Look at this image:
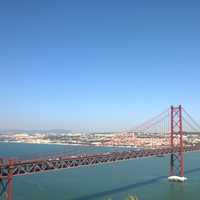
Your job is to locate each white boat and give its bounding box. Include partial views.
[168,176,187,182]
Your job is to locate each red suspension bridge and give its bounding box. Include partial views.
[1,105,200,200]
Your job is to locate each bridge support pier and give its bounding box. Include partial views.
[0,160,13,200]
[168,105,187,182]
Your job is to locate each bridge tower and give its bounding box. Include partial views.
[169,105,186,181]
[0,160,13,200]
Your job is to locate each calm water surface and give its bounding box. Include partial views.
[1,142,200,200]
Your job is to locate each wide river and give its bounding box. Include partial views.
[1,142,200,200]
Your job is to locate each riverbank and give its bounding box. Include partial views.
[0,140,137,148]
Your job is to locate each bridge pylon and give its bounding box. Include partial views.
[0,160,13,200]
[168,105,186,182]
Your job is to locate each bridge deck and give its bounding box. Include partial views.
[0,146,199,178]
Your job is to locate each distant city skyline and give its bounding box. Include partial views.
[1,1,200,131]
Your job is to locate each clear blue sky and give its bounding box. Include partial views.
[0,0,200,132]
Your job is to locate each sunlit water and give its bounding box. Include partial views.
[1,142,200,200]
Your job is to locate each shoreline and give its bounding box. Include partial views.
[0,141,137,148]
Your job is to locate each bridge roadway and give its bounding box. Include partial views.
[1,146,200,178]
